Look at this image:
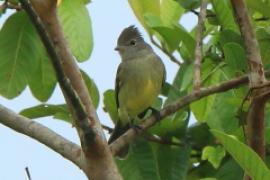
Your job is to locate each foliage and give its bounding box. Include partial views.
[1,0,270,179]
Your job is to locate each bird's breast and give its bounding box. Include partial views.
[117,55,164,117]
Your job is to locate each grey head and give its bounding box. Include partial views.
[115,25,152,60]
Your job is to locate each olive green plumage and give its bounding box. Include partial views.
[108,26,166,157]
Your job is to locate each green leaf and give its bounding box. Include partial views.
[117,139,191,180]
[0,11,41,98]
[179,63,193,91]
[161,82,182,102]
[202,146,226,169]
[150,65,189,139]
[206,10,219,26]
[152,26,182,51]
[116,139,161,180]
[58,0,93,61]
[128,0,184,35]
[103,89,118,124]
[80,0,91,4]
[223,42,247,74]
[206,92,240,134]
[155,144,191,180]
[191,60,221,122]
[174,25,196,59]
[20,104,71,122]
[191,93,215,122]
[81,70,99,108]
[152,97,163,110]
[29,55,57,102]
[143,14,179,51]
[144,17,195,55]
[128,0,160,33]
[257,28,270,69]
[246,0,270,18]
[164,67,184,104]
[187,123,215,149]
[160,0,184,27]
[219,29,243,47]
[149,111,189,138]
[214,159,243,180]
[144,13,163,27]
[212,130,270,180]
[211,0,237,30]
[177,0,200,10]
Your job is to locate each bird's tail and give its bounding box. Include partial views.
[108,121,130,158]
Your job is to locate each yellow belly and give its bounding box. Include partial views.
[119,78,158,117]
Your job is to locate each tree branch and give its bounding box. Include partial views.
[230,0,266,87]
[110,70,270,155]
[19,0,90,137]
[230,1,267,179]
[150,36,182,66]
[193,0,208,91]
[0,104,84,169]
[246,90,270,154]
[231,0,267,159]
[18,0,121,179]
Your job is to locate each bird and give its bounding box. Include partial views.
[108,25,166,157]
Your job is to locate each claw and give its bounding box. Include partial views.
[131,124,142,133]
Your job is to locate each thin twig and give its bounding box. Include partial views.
[150,36,182,66]
[0,1,22,11]
[142,133,184,146]
[193,0,208,91]
[190,9,215,18]
[190,9,199,16]
[7,2,22,10]
[25,167,32,180]
[102,124,113,133]
[239,81,270,111]
[110,70,270,155]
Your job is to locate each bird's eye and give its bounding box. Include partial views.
[130,40,136,46]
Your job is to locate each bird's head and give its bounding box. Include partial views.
[115,26,150,60]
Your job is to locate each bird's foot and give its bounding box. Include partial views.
[131,124,143,134]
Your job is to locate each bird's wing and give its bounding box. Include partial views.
[115,62,124,108]
[161,57,166,87]
[155,55,166,87]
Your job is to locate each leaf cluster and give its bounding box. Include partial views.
[2,0,270,179]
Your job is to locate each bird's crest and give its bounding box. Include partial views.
[117,25,143,45]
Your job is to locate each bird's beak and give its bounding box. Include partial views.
[114,45,124,51]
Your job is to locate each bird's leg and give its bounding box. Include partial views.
[148,107,162,121]
[131,124,143,134]
[129,117,143,133]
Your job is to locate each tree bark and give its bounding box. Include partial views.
[230,0,268,179]
[193,0,208,91]
[19,0,122,179]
